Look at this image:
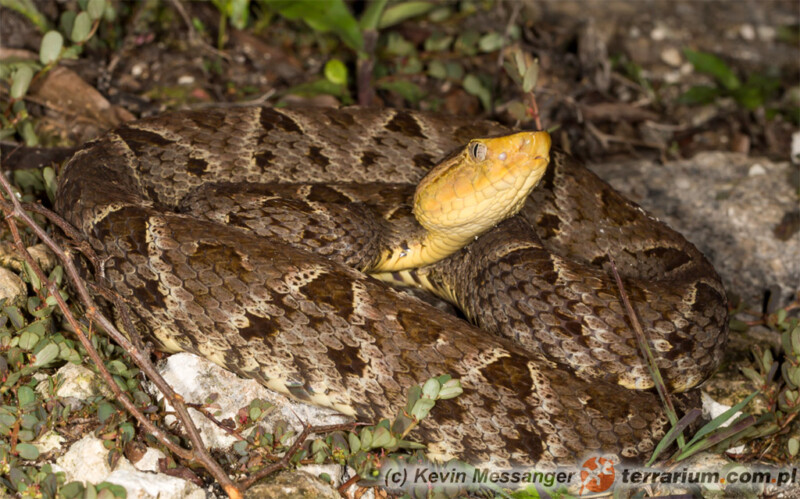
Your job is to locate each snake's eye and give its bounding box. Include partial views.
[469,142,487,161]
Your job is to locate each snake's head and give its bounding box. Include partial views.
[413,130,551,244]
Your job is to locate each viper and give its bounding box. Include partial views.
[55,106,728,467]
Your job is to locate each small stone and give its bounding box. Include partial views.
[133,447,166,473]
[27,244,56,272]
[0,267,26,306]
[660,47,682,67]
[56,434,136,484]
[33,430,65,456]
[756,25,776,41]
[747,163,766,176]
[791,131,800,164]
[178,75,195,85]
[650,25,668,41]
[39,362,112,407]
[105,469,205,499]
[739,24,756,40]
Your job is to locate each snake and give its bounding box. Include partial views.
[54,106,728,469]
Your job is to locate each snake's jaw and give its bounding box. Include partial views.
[411,130,552,255]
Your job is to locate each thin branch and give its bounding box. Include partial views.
[237,422,356,490]
[0,173,242,498]
[607,255,683,449]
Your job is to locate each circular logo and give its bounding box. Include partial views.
[579,456,616,494]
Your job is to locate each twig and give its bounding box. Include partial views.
[0,173,242,498]
[607,255,683,448]
[237,422,356,490]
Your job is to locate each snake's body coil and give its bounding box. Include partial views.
[56,107,728,467]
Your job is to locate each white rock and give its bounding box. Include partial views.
[660,47,682,67]
[27,244,56,272]
[791,130,800,164]
[38,362,111,407]
[739,24,756,40]
[153,353,350,451]
[0,267,26,306]
[56,434,137,484]
[33,430,65,456]
[747,163,766,176]
[105,469,205,499]
[133,447,167,473]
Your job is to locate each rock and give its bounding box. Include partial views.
[32,430,65,457]
[592,152,800,306]
[27,244,56,272]
[105,469,205,499]
[153,353,350,451]
[55,434,137,484]
[38,362,112,408]
[244,470,340,499]
[0,267,26,306]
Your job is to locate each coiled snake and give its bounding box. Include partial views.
[55,107,728,467]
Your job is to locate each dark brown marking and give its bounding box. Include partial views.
[306,185,351,204]
[260,109,303,134]
[412,153,435,169]
[601,189,637,226]
[537,213,561,239]
[307,146,330,168]
[385,111,425,138]
[643,247,692,273]
[254,150,275,169]
[239,311,281,342]
[326,342,368,376]
[116,127,175,151]
[299,272,354,319]
[186,157,209,177]
[360,150,384,168]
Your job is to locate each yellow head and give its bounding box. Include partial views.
[413,131,551,242]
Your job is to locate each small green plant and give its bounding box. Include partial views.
[0,0,115,146]
[679,48,781,112]
[649,297,800,465]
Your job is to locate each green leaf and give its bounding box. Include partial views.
[378,1,435,30]
[438,379,463,400]
[59,10,76,36]
[678,85,721,106]
[86,0,106,21]
[32,342,58,367]
[789,437,799,457]
[60,482,85,498]
[377,80,424,104]
[684,390,759,450]
[462,73,491,110]
[427,60,447,80]
[39,31,63,65]
[70,12,92,43]
[2,0,49,31]
[410,398,435,420]
[478,32,504,53]
[16,442,39,460]
[683,49,740,90]
[10,66,34,99]
[324,59,348,85]
[270,0,363,52]
[228,0,250,29]
[19,331,40,350]
[359,0,388,30]
[18,385,35,406]
[421,378,440,399]
[97,402,116,423]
